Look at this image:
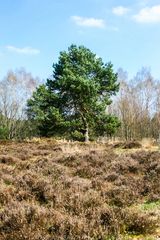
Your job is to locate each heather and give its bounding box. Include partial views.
[0,139,159,239]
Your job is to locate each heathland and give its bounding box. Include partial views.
[0,139,159,239]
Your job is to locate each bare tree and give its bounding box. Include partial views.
[0,68,40,139]
[109,67,159,140]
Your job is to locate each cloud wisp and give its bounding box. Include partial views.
[134,5,160,23]
[71,16,105,28]
[112,6,130,16]
[6,46,40,55]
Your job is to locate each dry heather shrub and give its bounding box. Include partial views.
[131,150,160,164]
[2,173,14,186]
[32,150,51,156]
[0,165,15,179]
[57,154,81,167]
[14,172,37,190]
[63,189,104,216]
[67,151,112,179]
[58,206,119,239]
[111,156,139,174]
[15,190,33,202]
[48,214,90,240]
[0,202,120,240]
[105,172,119,182]
[57,149,115,169]
[0,184,15,205]
[61,175,91,192]
[0,202,52,240]
[93,178,109,191]
[31,179,51,204]
[16,172,53,204]
[105,185,139,207]
[99,207,120,237]
[147,193,160,202]
[0,155,19,165]
[11,146,33,160]
[112,142,124,148]
[123,209,159,235]
[75,165,99,179]
[31,159,71,181]
[30,158,51,173]
[113,141,142,149]
[0,141,159,239]
[123,141,142,149]
[37,143,62,152]
[82,153,104,167]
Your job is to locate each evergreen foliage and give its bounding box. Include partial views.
[27,45,120,141]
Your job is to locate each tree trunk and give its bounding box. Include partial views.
[79,110,89,142]
[84,125,89,142]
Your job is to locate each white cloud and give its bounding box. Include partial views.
[134,5,160,23]
[71,16,105,28]
[112,6,130,16]
[6,46,40,55]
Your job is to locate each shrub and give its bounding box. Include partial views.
[0,127,9,139]
[124,209,159,235]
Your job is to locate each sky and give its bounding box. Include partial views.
[0,0,160,81]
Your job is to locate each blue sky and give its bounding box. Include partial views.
[0,0,160,81]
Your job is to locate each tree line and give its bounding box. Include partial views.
[0,45,159,141]
[109,67,160,141]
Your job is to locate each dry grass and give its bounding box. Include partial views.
[0,139,159,239]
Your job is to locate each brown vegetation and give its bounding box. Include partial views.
[0,140,159,239]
